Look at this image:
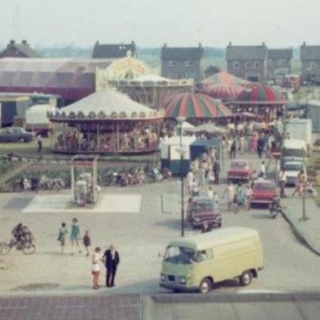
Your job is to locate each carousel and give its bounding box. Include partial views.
[230,85,288,122]
[159,92,232,125]
[108,74,194,109]
[48,88,164,155]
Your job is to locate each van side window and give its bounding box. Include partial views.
[194,249,213,262]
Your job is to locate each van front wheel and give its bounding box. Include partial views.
[240,271,252,286]
[199,278,212,294]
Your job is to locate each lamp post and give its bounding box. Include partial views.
[176,146,188,237]
[176,116,186,237]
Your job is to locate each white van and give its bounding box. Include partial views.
[160,227,264,293]
[281,139,307,167]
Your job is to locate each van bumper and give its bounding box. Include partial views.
[159,283,198,292]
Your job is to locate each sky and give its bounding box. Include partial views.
[0,0,319,48]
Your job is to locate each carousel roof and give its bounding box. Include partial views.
[235,85,288,105]
[160,92,232,119]
[109,74,194,87]
[201,71,252,86]
[197,84,245,100]
[106,55,149,81]
[49,88,164,121]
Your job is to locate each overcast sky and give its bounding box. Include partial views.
[0,0,319,48]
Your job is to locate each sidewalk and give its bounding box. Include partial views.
[282,197,320,255]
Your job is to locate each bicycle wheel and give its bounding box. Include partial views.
[22,242,36,255]
[0,243,12,255]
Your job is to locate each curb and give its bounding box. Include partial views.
[281,209,320,256]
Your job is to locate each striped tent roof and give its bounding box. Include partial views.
[159,92,232,119]
[197,84,245,100]
[201,71,252,86]
[236,85,287,105]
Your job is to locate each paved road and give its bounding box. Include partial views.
[1,151,320,319]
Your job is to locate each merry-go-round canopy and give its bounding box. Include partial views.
[159,92,232,119]
[196,83,245,100]
[201,70,252,86]
[49,88,164,122]
[235,85,288,105]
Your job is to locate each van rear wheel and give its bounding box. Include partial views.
[240,271,252,286]
[199,278,212,294]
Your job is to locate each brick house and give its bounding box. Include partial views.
[267,49,293,80]
[300,42,320,83]
[92,41,137,59]
[160,44,205,81]
[226,42,268,82]
[0,40,41,58]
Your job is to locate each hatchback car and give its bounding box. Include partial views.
[186,196,222,229]
[0,127,34,143]
[227,159,253,182]
[250,178,278,206]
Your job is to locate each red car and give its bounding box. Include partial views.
[186,196,222,229]
[227,160,253,182]
[250,179,278,206]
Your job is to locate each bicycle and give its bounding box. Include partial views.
[0,238,36,255]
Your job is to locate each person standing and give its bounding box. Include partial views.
[103,244,120,287]
[279,170,287,198]
[37,134,43,158]
[57,222,68,254]
[212,160,221,185]
[230,138,237,159]
[83,230,91,257]
[91,247,102,290]
[70,218,81,255]
[257,136,264,159]
[223,182,234,211]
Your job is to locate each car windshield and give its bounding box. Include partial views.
[231,161,247,168]
[253,182,275,191]
[192,199,214,211]
[164,246,195,265]
[284,163,303,171]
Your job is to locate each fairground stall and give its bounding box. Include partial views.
[48,88,164,155]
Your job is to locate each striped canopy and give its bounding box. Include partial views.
[197,84,245,100]
[236,85,287,105]
[160,92,232,119]
[201,71,252,86]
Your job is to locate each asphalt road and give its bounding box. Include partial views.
[1,151,320,319]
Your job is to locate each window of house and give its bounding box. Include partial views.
[246,61,252,69]
[254,62,260,69]
[233,61,240,69]
[169,61,175,67]
[185,60,193,67]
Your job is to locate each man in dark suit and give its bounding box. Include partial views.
[103,244,120,287]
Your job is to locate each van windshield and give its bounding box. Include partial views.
[164,246,195,265]
[282,148,306,158]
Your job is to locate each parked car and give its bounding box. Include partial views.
[283,161,306,186]
[227,159,253,182]
[186,196,222,229]
[0,127,34,143]
[250,178,278,206]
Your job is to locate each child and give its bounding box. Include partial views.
[83,230,91,257]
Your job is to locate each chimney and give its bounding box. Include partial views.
[303,41,306,46]
[198,43,202,48]
[262,41,266,46]
[9,40,15,46]
[95,40,99,46]
[22,40,28,46]
[164,43,167,48]
[228,41,232,47]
